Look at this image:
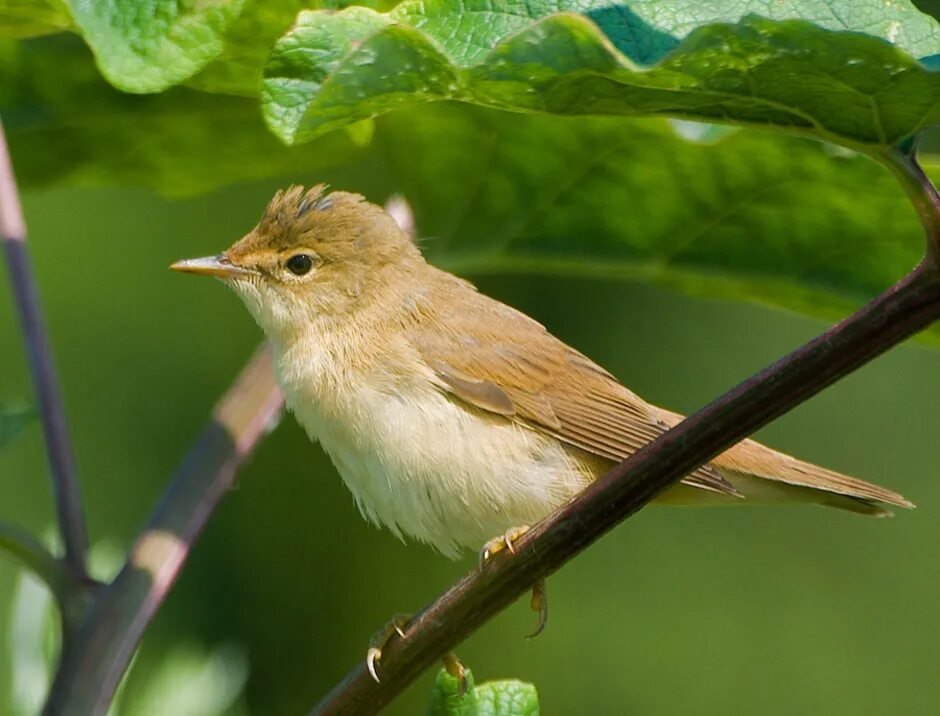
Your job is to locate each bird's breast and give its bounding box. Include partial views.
[274,340,591,556]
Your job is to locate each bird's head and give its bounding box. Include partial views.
[171,185,420,340]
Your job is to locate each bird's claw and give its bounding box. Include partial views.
[366,647,383,684]
[478,525,531,569]
[365,612,411,683]
[527,578,548,638]
[478,526,548,637]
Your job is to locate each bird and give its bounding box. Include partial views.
[172,185,912,675]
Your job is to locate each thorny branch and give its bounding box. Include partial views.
[308,152,940,715]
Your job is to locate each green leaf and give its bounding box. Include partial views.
[187,0,404,96]
[0,406,35,449]
[262,0,940,147]
[188,0,322,97]
[63,0,245,93]
[3,39,936,341]
[428,667,539,716]
[429,666,477,716]
[474,680,539,716]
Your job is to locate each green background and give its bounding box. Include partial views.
[1,171,939,713]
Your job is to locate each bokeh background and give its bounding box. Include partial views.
[1,176,939,714]
[5,1,940,710]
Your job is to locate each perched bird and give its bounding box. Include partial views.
[172,185,911,670]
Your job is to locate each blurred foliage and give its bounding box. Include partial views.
[3,186,940,715]
[2,0,940,714]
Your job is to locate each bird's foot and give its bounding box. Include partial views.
[366,612,411,683]
[478,525,531,569]
[478,525,548,637]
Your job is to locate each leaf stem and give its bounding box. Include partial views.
[881,148,940,270]
[308,175,940,715]
[0,121,89,582]
[42,344,284,716]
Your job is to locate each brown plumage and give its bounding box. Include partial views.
[172,185,913,560]
[412,270,912,517]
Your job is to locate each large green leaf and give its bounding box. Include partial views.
[187,0,320,97]
[2,37,936,340]
[63,0,245,93]
[262,0,940,146]
[188,0,402,96]
[0,1,405,94]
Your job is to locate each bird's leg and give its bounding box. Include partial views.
[528,577,548,638]
[478,525,549,636]
[366,612,411,683]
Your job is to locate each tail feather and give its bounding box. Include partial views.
[656,408,914,514]
[715,438,914,513]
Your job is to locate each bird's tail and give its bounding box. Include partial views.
[655,408,914,515]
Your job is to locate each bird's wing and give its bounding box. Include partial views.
[411,293,740,498]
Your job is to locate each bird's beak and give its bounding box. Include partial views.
[169,255,254,279]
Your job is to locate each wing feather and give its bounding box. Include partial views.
[405,271,910,512]
[412,288,739,497]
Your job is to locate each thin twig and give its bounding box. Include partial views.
[0,120,89,581]
[42,344,285,716]
[309,157,940,715]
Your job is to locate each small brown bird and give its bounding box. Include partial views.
[172,185,911,676]
[172,185,912,554]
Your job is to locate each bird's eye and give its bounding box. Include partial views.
[285,253,315,276]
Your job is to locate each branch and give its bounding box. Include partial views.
[43,344,284,716]
[0,120,88,580]
[309,155,940,715]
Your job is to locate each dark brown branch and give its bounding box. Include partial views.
[0,121,89,581]
[309,166,940,714]
[43,344,284,716]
